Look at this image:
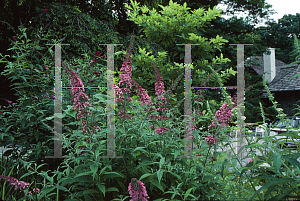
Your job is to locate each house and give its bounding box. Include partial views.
[245,48,300,116]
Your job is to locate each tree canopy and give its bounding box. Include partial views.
[0,0,281,123]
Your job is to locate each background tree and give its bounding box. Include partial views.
[255,13,300,64]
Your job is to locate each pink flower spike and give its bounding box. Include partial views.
[12,37,17,41]
[44,66,49,70]
[205,135,217,146]
[0,175,30,192]
[33,188,40,193]
[102,55,105,58]
[43,8,49,14]
[92,59,96,61]
[128,178,149,201]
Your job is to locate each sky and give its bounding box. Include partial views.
[263,0,300,23]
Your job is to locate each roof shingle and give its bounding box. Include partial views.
[245,56,300,92]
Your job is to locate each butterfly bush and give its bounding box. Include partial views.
[205,135,218,146]
[208,96,237,130]
[152,62,168,112]
[26,188,41,196]
[131,80,152,106]
[62,61,92,133]
[111,36,200,143]
[128,178,149,201]
[43,8,49,14]
[0,175,39,194]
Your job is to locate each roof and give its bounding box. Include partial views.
[262,63,300,92]
[245,56,287,76]
[245,56,300,92]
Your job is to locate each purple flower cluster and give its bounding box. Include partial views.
[215,103,232,125]
[0,175,33,193]
[157,116,169,121]
[154,127,169,134]
[205,135,217,146]
[119,40,134,91]
[78,146,86,155]
[92,50,105,62]
[208,102,234,130]
[111,83,126,102]
[0,98,14,105]
[43,8,49,14]
[152,62,171,112]
[0,98,16,113]
[244,158,260,166]
[26,188,41,196]
[128,178,149,201]
[148,114,159,119]
[62,62,91,128]
[211,156,217,161]
[132,80,152,106]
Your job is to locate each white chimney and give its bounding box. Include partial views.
[263,48,276,83]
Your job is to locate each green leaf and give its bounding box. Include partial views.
[150,179,164,192]
[90,164,98,180]
[39,186,56,197]
[157,169,163,184]
[245,143,265,148]
[221,158,228,178]
[82,189,99,195]
[202,175,212,182]
[264,185,276,199]
[273,153,282,174]
[56,185,69,192]
[74,171,92,178]
[284,157,300,169]
[103,171,124,179]
[43,115,55,121]
[139,173,153,181]
[106,187,119,192]
[5,125,14,133]
[167,171,181,181]
[287,73,300,85]
[21,119,26,129]
[97,184,105,197]
[159,157,165,169]
[257,178,295,197]
[33,130,39,142]
[184,187,195,200]
[65,105,76,118]
[133,147,148,154]
[100,165,109,175]
[19,171,36,180]
[22,98,32,107]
